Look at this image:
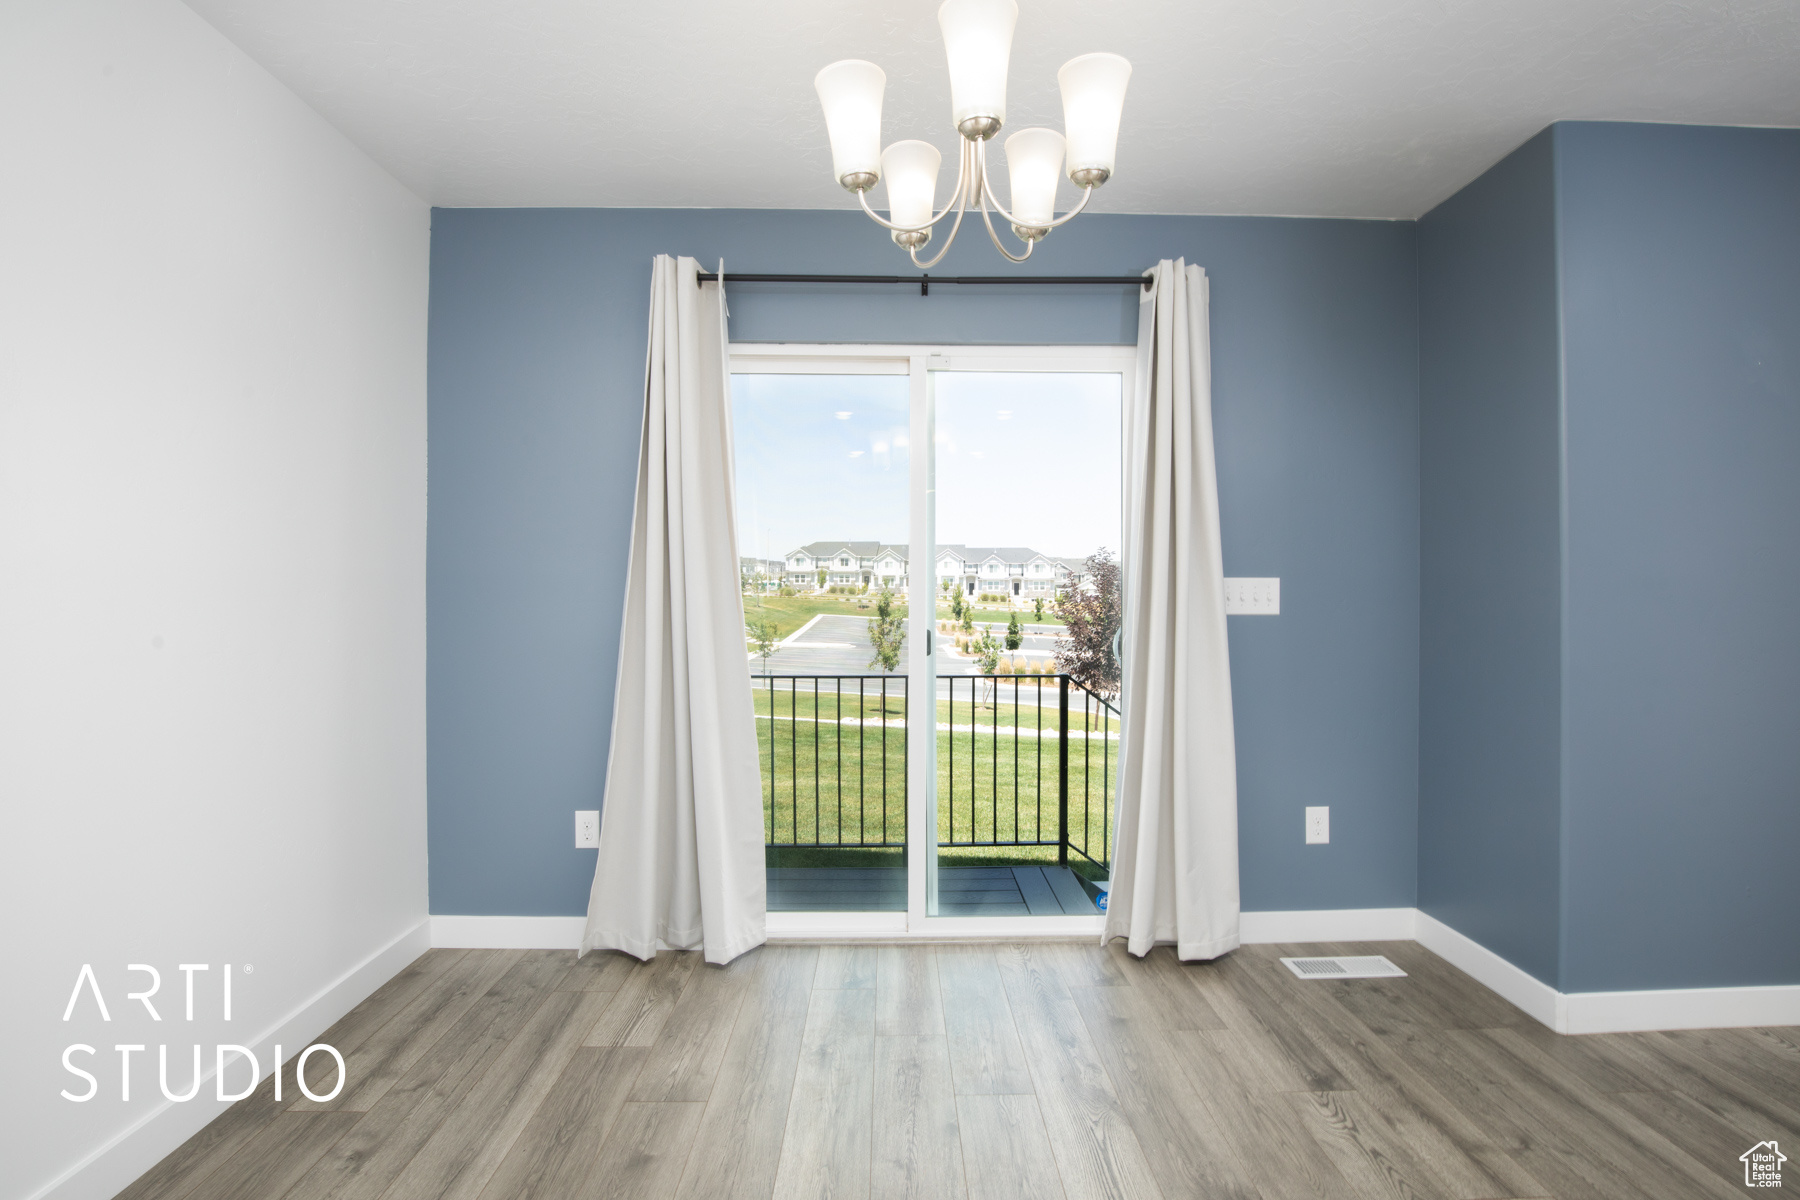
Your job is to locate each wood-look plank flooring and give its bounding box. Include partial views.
[118,940,1799,1199]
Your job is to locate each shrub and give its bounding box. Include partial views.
[997,658,1014,675]
[779,586,797,596]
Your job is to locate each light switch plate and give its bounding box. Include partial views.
[575,810,600,848]
[1224,577,1280,615]
[1305,806,1329,844]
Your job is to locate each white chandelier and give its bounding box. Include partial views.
[814,0,1131,266]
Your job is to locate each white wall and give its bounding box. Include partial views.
[0,1,429,1196]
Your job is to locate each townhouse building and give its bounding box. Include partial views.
[777,541,1088,596]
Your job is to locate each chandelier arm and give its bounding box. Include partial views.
[1041,182,1096,230]
[974,137,1098,231]
[909,196,969,269]
[855,137,974,234]
[976,171,1036,264]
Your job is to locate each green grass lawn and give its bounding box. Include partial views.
[740,592,1067,644]
[748,686,1118,735]
[961,605,1066,628]
[752,690,1115,880]
[739,593,903,641]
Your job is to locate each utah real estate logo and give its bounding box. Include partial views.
[1742,1140,1786,1188]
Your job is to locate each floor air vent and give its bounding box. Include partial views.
[1279,955,1407,980]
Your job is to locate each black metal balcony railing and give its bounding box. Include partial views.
[752,673,1118,875]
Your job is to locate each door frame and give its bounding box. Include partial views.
[731,343,1134,939]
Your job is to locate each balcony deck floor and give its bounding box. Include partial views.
[766,864,1099,915]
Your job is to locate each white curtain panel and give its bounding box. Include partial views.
[1106,258,1242,960]
[582,255,766,966]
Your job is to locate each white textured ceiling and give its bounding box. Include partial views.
[183,0,1800,219]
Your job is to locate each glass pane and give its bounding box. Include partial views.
[732,373,911,911]
[930,371,1122,916]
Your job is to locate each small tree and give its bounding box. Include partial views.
[949,588,965,623]
[747,618,780,674]
[1032,595,1045,622]
[866,583,905,673]
[816,568,827,590]
[973,631,1002,675]
[1052,548,1121,698]
[1005,610,1023,650]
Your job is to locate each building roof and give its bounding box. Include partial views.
[789,541,907,559]
[938,546,1059,566]
[786,541,1085,568]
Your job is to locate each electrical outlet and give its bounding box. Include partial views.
[1305,806,1329,844]
[1224,577,1280,615]
[575,810,600,848]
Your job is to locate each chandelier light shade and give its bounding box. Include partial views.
[882,140,944,236]
[938,0,1018,136]
[814,1,1129,265]
[814,59,887,189]
[1058,52,1133,184]
[1004,127,1064,229]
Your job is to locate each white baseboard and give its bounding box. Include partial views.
[425,909,1800,1036]
[1414,910,1800,1034]
[431,914,587,949]
[1239,907,1418,944]
[34,917,431,1200]
[1414,910,1564,1029]
[1561,982,1800,1034]
[429,909,1415,949]
[437,909,1410,947]
[428,912,1104,947]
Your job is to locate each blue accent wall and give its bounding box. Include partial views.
[1556,123,1800,991]
[1419,121,1800,993]
[427,208,1421,917]
[1417,129,1566,988]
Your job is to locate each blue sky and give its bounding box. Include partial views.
[732,371,1121,563]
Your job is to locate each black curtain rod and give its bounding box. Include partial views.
[695,271,1149,295]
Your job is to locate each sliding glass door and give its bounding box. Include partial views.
[930,366,1122,919]
[730,346,1130,933]
[731,367,912,913]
